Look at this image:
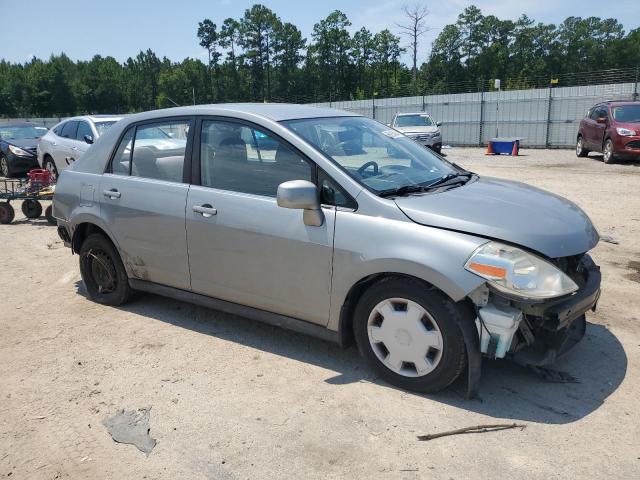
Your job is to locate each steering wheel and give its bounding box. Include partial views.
[357,161,379,176]
[379,164,409,175]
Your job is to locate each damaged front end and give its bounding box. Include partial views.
[467,251,601,368]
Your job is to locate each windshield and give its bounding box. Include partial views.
[94,121,118,136]
[395,114,434,127]
[282,116,456,193]
[0,125,45,140]
[612,105,640,123]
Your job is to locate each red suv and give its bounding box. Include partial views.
[576,101,640,163]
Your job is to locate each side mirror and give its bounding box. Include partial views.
[84,134,94,144]
[596,117,606,125]
[277,180,324,227]
[436,121,442,127]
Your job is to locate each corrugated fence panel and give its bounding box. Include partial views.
[309,81,639,148]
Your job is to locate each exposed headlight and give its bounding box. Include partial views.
[616,127,636,136]
[8,145,33,157]
[464,241,578,299]
[434,130,441,137]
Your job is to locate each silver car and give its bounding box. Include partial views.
[53,104,601,396]
[391,112,443,153]
[38,115,123,181]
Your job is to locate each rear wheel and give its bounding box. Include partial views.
[79,233,133,306]
[22,199,43,219]
[576,136,589,157]
[45,204,56,225]
[0,202,15,224]
[0,154,11,178]
[43,157,58,182]
[353,277,467,393]
[603,139,615,164]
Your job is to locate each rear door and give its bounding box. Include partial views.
[185,118,335,325]
[99,117,194,290]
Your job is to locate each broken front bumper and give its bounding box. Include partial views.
[511,254,601,366]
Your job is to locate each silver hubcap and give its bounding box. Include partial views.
[604,142,612,161]
[367,298,443,378]
[45,161,57,180]
[576,139,582,155]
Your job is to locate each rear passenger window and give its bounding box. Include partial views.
[200,120,312,196]
[129,120,190,182]
[60,121,78,139]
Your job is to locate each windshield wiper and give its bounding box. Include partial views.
[422,172,473,190]
[378,172,474,198]
[378,184,431,198]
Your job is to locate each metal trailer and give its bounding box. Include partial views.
[0,178,55,225]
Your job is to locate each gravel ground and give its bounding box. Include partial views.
[1,148,639,479]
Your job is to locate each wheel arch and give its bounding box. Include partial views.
[336,271,473,348]
[71,220,118,255]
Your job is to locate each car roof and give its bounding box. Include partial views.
[63,115,124,123]
[122,103,359,123]
[597,100,639,107]
[396,112,431,116]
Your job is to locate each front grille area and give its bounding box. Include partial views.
[625,140,640,149]
[409,134,435,142]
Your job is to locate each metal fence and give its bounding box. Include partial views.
[310,81,639,148]
[0,117,63,129]
[4,77,639,148]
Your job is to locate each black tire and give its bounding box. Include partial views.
[0,154,12,178]
[45,204,56,225]
[603,138,615,164]
[576,135,589,157]
[353,277,467,393]
[22,199,43,219]
[0,202,15,224]
[79,233,133,306]
[42,156,58,182]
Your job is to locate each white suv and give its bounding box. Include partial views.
[38,115,123,180]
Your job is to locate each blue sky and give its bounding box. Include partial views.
[2,0,639,64]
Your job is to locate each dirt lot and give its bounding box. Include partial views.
[1,148,639,479]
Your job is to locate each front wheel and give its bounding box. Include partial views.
[353,277,467,393]
[0,154,12,178]
[79,233,133,306]
[603,139,615,164]
[576,136,589,157]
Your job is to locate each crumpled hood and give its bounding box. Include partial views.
[394,125,439,134]
[395,177,599,258]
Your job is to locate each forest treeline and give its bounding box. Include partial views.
[1,4,639,117]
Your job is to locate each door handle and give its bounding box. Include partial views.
[71,146,78,151]
[103,189,121,199]
[192,204,217,217]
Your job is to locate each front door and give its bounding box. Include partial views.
[99,118,193,291]
[57,120,79,171]
[186,118,335,325]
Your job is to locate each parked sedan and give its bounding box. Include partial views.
[38,115,123,180]
[0,122,46,177]
[576,101,640,163]
[390,112,443,153]
[53,104,601,396]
